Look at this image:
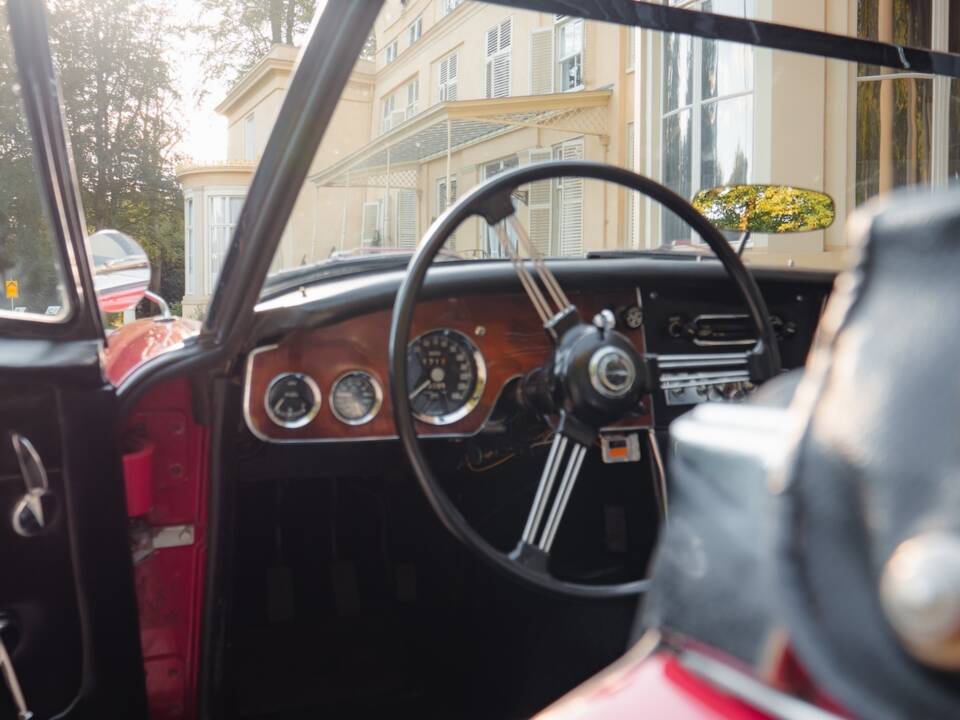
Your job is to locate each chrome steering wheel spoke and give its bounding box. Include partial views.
[494,215,577,341]
[513,433,589,570]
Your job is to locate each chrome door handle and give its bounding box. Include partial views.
[10,433,53,538]
[0,618,32,719]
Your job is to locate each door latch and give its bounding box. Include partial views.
[0,617,32,719]
[10,433,54,538]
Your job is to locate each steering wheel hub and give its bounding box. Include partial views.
[590,346,636,399]
[548,322,647,430]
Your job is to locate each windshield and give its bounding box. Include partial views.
[173,0,960,316]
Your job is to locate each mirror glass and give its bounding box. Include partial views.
[692,185,836,234]
[89,229,151,314]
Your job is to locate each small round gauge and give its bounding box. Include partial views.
[330,371,383,425]
[264,373,321,428]
[406,329,486,426]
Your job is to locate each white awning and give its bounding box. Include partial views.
[310,89,612,189]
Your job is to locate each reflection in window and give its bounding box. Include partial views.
[855,0,959,200]
[661,0,754,244]
[0,4,70,319]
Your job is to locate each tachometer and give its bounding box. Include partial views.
[330,370,383,425]
[265,373,322,428]
[407,329,486,426]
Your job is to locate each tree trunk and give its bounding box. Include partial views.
[270,0,283,44]
[284,0,295,45]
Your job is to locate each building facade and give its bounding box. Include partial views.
[177,0,960,316]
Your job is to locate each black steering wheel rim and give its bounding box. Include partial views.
[389,160,780,598]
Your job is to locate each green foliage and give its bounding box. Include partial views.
[0,0,185,313]
[692,184,836,234]
[194,0,317,88]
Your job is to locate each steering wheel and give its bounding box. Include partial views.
[389,160,780,598]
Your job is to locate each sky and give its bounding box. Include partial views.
[167,0,228,163]
[165,0,325,164]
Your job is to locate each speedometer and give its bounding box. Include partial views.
[407,329,486,425]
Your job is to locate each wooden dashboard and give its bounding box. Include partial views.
[243,290,652,443]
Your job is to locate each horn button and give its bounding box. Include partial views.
[549,322,648,431]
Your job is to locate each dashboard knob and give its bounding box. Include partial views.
[592,309,617,333]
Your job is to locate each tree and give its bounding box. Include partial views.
[0,0,185,313]
[195,0,317,88]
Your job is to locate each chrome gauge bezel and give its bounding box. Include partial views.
[330,370,384,426]
[408,328,487,426]
[264,372,322,429]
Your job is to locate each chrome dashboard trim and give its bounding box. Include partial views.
[242,343,511,444]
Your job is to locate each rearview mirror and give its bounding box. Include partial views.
[89,229,151,314]
[692,184,835,234]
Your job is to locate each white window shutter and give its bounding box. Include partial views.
[486,53,511,98]
[525,149,553,255]
[361,201,382,245]
[438,57,448,100]
[438,55,457,102]
[397,190,418,249]
[485,25,498,58]
[560,140,584,256]
[530,28,554,95]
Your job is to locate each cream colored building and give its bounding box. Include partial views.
[177,0,960,316]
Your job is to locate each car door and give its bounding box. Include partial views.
[0,1,146,717]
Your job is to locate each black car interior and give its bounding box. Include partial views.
[210,254,834,719]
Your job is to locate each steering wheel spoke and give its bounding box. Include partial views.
[493,215,578,342]
[514,432,589,569]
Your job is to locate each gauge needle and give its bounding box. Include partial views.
[409,379,430,400]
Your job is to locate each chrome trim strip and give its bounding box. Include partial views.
[657,352,749,370]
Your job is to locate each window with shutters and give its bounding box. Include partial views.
[408,16,422,45]
[484,18,512,99]
[361,201,383,246]
[481,155,519,257]
[627,26,637,72]
[385,40,398,64]
[436,53,459,102]
[397,190,418,249]
[552,138,584,256]
[556,16,584,92]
